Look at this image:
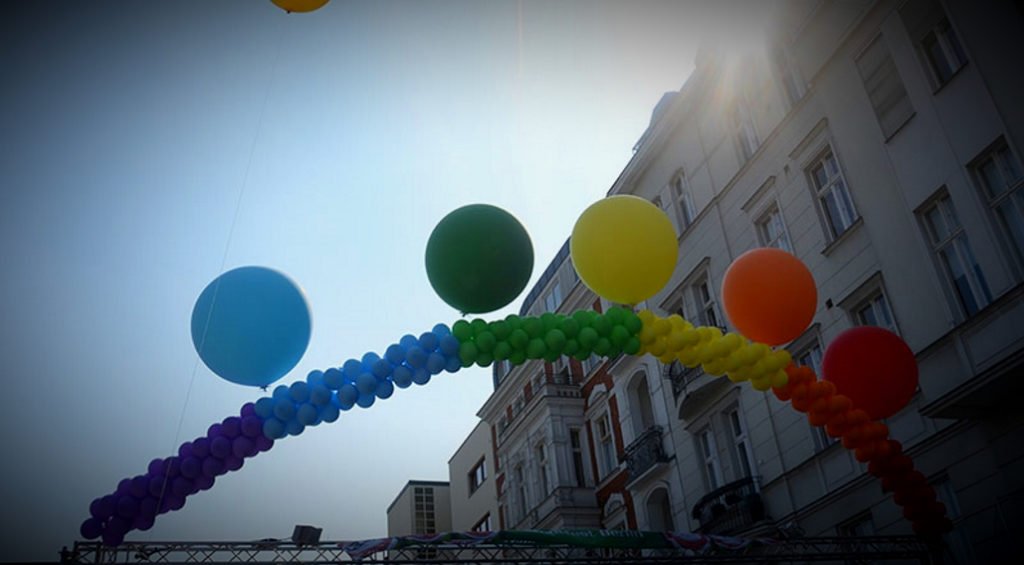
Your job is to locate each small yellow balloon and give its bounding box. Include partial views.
[570,195,678,304]
[272,0,330,13]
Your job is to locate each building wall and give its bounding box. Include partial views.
[385,481,452,537]
[448,420,499,531]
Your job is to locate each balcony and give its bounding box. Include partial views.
[510,486,600,530]
[691,476,766,535]
[664,362,705,400]
[623,426,669,486]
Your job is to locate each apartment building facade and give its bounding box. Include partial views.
[466,1,1023,562]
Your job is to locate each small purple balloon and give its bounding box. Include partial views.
[129,476,149,499]
[164,457,181,478]
[171,477,193,498]
[133,514,156,532]
[178,442,194,459]
[195,475,215,491]
[165,493,186,511]
[231,436,255,459]
[240,402,256,417]
[96,495,117,519]
[180,457,202,479]
[241,416,262,438]
[138,497,158,519]
[255,435,274,452]
[222,416,242,438]
[201,457,224,478]
[147,458,165,477]
[207,423,223,439]
[192,438,210,458]
[116,478,132,497]
[116,495,139,518]
[223,455,243,472]
[102,528,125,547]
[80,518,103,540]
[210,436,231,459]
[148,475,167,498]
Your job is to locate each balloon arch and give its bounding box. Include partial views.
[79,195,949,546]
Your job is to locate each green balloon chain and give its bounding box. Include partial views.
[451,306,643,368]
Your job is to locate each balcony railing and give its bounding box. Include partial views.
[623,426,668,481]
[664,362,705,400]
[691,476,766,535]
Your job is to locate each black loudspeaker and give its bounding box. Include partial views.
[291,525,322,546]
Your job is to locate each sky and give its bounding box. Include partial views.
[0,0,769,561]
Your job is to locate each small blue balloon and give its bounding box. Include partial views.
[342,359,362,379]
[445,355,462,373]
[319,404,340,423]
[191,266,311,387]
[356,392,376,408]
[254,397,275,419]
[432,323,451,336]
[407,346,427,368]
[439,335,460,356]
[289,381,310,403]
[323,368,344,390]
[384,344,406,365]
[337,395,355,411]
[400,334,419,349]
[272,385,291,401]
[361,352,381,369]
[412,368,431,385]
[419,332,440,352]
[296,403,318,426]
[338,383,359,405]
[285,419,305,436]
[306,370,324,387]
[392,365,413,388]
[309,384,331,406]
[273,398,296,421]
[263,418,286,439]
[375,379,394,399]
[426,352,446,374]
[355,372,377,395]
[372,359,393,379]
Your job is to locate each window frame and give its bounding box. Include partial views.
[839,273,900,335]
[594,410,618,480]
[729,96,760,163]
[569,426,589,487]
[535,441,550,497]
[468,457,487,495]
[755,202,794,253]
[917,189,992,319]
[855,34,915,140]
[971,139,1024,273]
[920,17,967,88]
[725,406,756,480]
[807,147,860,241]
[670,169,697,231]
[697,425,724,491]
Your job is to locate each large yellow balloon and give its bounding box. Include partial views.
[271,0,330,13]
[570,195,678,305]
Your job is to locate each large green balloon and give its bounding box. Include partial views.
[426,204,534,314]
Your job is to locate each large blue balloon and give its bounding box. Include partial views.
[191,266,311,387]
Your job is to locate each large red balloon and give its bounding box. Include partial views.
[822,326,918,420]
[721,247,817,345]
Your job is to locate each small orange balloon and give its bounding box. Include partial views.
[721,248,817,345]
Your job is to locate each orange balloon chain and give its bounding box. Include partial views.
[639,311,952,537]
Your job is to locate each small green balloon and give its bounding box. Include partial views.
[607,344,622,358]
[573,349,591,361]
[493,341,512,361]
[540,313,559,332]
[624,311,643,334]
[545,329,567,352]
[471,319,489,335]
[593,315,612,337]
[476,331,497,352]
[459,341,479,363]
[560,317,580,339]
[509,349,527,366]
[490,320,511,340]
[624,337,641,355]
[527,338,547,359]
[476,351,494,367]
[573,310,593,327]
[611,325,630,348]
[564,339,579,356]
[606,306,626,326]
[505,314,522,330]
[594,337,611,356]
[523,317,544,338]
[426,204,534,314]
[578,327,599,348]
[452,320,473,342]
[543,350,561,362]
[509,328,529,350]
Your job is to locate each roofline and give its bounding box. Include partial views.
[385,480,450,514]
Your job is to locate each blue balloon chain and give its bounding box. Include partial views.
[80,323,461,546]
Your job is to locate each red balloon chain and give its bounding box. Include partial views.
[774,365,952,537]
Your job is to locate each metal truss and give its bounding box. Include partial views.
[66,535,941,564]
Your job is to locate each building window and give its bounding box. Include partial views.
[413,487,436,534]
[730,98,760,162]
[856,35,914,138]
[514,464,527,520]
[919,191,991,317]
[698,427,723,490]
[972,141,1024,268]
[469,458,487,494]
[671,170,697,230]
[569,428,587,487]
[595,412,617,479]
[772,43,806,107]
[852,290,898,334]
[472,513,492,532]
[544,282,563,313]
[809,149,859,239]
[756,204,794,253]
[837,512,875,536]
[692,276,721,328]
[921,18,967,86]
[726,408,754,479]
[536,442,550,497]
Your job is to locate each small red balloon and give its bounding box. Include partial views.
[822,326,918,420]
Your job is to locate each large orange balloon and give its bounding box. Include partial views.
[721,248,816,345]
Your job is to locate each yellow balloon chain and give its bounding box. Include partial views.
[635,310,791,391]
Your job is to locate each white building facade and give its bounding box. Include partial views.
[466,1,1023,563]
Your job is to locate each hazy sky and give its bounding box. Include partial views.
[0,0,768,560]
